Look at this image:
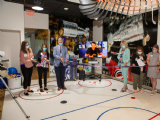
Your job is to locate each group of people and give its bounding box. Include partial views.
[20,38,68,96]
[20,37,159,96]
[118,40,160,95]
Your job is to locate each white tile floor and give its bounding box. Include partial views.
[1,78,160,120]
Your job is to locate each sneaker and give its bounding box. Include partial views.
[151,91,154,96]
[44,88,48,91]
[24,93,29,96]
[27,90,34,93]
[40,89,43,92]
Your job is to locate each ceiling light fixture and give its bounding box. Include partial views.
[32,0,44,11]
[64,8,69,11]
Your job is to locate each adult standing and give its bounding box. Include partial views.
[20,41,35,96]
[131,46,146,93]
[147,44,160,95]
[117,40,130,92]
[53,38,69,91]
[37,44,49,92]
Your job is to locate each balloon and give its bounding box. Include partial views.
[62,36,66,43]
[59,28,64,37]
[54,31,59,45]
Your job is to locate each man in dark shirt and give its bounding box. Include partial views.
[85,42,103,57]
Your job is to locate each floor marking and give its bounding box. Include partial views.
[97,107,160,120]
[148,113,160,120]
[78,80,112,88]
[131,97,135,99]
[41,92,134,120]
[18,85,64,100]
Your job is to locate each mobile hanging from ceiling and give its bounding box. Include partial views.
[79,0,160,24]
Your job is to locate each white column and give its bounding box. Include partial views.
[93,20,103,74]
[31,34,35,55]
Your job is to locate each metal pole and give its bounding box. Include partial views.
[0,77,30,120]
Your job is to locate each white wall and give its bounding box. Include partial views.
[0,31,21,73]
[157,22,160,90]
[93,20,103,74]
[0,0,24,42]
[24,11,49,29]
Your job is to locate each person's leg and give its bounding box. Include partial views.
[27,67,33,91]
[55,66,61,88]
[133,73,139,93]
[37,67,43,89]
[60,66,66,88]
[121,67,129,91]
[155,78,157,91]
[20,65,26,87]
[152,78,157,92]
[150,78,154,95]
[138,72,144,92]
[24,67,29,93]
[43,68,48,88]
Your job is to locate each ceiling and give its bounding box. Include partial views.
[4,0,159,20]
[4,0,92,19]
[69,0,159,15]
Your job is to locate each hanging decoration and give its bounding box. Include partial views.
[79,0,160,25]
[98,0,112,21]
[90,0,109,20]
[104,0,116,23]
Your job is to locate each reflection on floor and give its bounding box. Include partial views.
[31,67,50,80]
[2,78,160,120]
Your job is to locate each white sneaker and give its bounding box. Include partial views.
[150,91,154,96]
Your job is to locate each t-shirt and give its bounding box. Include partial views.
[86,48,101,57]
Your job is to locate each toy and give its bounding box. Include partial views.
[8,67,17,75]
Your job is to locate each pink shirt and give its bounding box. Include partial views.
[20,48,33,68]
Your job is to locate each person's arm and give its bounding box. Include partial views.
[143,55,147,64]
[146,53,150,66]
[117,49,121,60]
[85,48,90,56]
[158,54,160,69]
[97,49,103,56]
[124,48,130,65]
[53,47,60,60]
[29,48,34,59]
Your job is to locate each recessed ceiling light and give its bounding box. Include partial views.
[32,0,44,11]
[64,8,69,10]
[32,6,44,11]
